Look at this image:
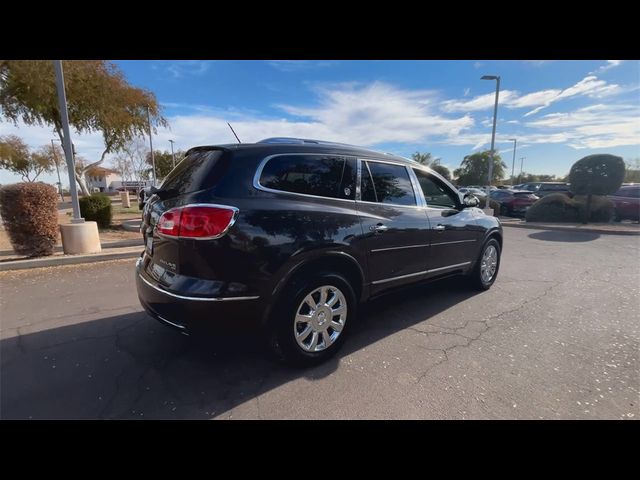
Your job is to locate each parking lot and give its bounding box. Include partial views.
[1,227,638,419]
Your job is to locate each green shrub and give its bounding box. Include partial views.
[525,193,613,223]
[569,154,625,196]
[478,197,501,215]
[0,182,59,257]
[79,194,112,228]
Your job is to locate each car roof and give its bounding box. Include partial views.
[186,138,416,165]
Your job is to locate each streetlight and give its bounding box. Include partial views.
[508,138,517,186]
[481,75,501,201]
[169,139,176,169]
[519,157,526,183]
[50,138,65,201]
[146,106,157,186]
[53,60,83,223]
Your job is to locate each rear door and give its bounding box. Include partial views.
[412,168,482,273]
[356,159,431,293]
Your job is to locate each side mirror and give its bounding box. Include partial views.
[463,193,480,208]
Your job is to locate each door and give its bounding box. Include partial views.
[412,168,482,274]
[356,159,431,293]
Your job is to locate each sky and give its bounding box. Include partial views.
[1,60,639,187]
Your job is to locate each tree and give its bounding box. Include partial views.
[569,154,625,223]
[113,137,151,183]
[146,150,185,180]
[411,151,451,181]
[453,150,507,186]
[514,172,559,184]
[0,60,167,195]
[0,135,55,182]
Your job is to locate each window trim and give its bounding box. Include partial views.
[253,153,357,203]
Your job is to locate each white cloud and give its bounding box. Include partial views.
[165,61,213,79]
[267,60,336,72]
[473,62,484,69]
[591,60,624,74]
[523,60,553,67]
[441,90,518,113]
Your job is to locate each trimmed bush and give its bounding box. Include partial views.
[0,182,59,257]
[525,193,614,223]
[79,194,112,228]
[478,197,501,215]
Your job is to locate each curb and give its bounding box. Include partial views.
[0,238,143,258]
[121,220,142,232]
[502,221,640,236]
[0,247,142,272]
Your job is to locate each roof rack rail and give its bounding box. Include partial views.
[257,137,362,148]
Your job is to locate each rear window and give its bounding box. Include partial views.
[259,155,356,200]
[160,150,227,195]
[541,184,568,191]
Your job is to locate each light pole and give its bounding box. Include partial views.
[519,157,526,183]
[481,75,501,200]
[146,106,157,186]
[508,138,517,186]
[51,139,65,201]
[169,139,176,169]
[53,60,83,223]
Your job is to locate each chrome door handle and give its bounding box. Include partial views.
[370,224,388,233]
[434,225,446,231]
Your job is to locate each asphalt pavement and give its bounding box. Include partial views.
[1,228,638,419]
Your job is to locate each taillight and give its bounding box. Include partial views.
[156,205,238,239]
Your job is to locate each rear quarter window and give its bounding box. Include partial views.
[258,155,356,200]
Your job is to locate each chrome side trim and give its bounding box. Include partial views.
[156,315,186,330]
[252,153,357,204]
[371,244,430,253]
[426,261,471,273]
[430,239,477,246]
[138,274,260,302]
[371,270,427,285]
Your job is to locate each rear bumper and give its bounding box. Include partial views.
[135,256,263,334]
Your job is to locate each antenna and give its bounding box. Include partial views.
[227,123,241,144]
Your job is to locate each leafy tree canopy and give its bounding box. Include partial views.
[453,150,507,186]
[0,135,55,182]
[569,154,625,196]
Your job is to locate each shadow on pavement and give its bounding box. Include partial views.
[0,278,480,420]
[528,230,600,243]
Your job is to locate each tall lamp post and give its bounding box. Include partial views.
[508,138,517,186]
[53,61,83,223]
[169,139,176,169]
[481,75,501,201]
[146,106,157,186]
[519,157,526,183]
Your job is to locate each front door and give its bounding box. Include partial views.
[412,168,482,274]
[357,159,431,294]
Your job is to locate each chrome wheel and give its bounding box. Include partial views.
[294,285,347,352]
[480,245,498,283]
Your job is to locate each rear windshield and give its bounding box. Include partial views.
[514,192,538,199]
[160,150,227,195]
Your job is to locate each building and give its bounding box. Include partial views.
[85,167,152,192]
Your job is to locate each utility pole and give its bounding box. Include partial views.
[481,75,501,199]
[520,157,526,183]
[53,60,83,223]
[169,139,176,169]
[51,139,65,201]
[508,138,517,186]
[147,106,157,186]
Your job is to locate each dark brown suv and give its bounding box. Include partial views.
[136,138,503,365]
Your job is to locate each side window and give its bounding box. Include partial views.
[362,161,416,206]
[413,169,458,208]
[259,155,355,200]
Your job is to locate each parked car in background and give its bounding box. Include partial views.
[458,187,487,201]
[135,137,503,366]
[519,182,572,198]
[609,185,640,221]
[490,189,539,217]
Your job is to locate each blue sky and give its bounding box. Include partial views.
[1,60,638,186]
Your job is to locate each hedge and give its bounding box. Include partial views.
[79,194,112,228]
[0,182,59,257]
[525,193,614,223]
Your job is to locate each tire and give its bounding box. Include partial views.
[270,272,356,367]
[469,238,501,291]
